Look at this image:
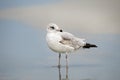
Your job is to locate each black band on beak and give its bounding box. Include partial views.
[60,29,63,32]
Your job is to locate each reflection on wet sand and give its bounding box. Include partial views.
[57,64,97,80]
[58,65,69,80]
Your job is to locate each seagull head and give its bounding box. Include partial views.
[47,23,63,33]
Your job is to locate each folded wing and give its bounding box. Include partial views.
[59,32,86,50]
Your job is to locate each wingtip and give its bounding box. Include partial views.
[83,43,97,48]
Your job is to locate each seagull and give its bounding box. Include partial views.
[46,23,97,67]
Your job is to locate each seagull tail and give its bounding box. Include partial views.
[83,43,97,48]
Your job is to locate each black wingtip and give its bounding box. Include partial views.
[83,43,97,49]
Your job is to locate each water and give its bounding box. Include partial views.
[0,20,120,80]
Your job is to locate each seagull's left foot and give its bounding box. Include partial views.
[58,65,61,68]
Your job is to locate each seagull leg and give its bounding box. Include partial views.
[58,53,61,68]
[66,52,68,68]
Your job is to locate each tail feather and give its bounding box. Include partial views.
[83,43,97,48]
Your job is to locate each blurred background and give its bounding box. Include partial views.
[0,0,120,80]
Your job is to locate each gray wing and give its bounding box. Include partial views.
[59,32,86,49]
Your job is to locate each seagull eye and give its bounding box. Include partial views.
[50,26,55,29]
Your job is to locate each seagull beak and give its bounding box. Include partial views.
[56,29,63,32]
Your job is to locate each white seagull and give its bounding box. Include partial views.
[46,23,97,67]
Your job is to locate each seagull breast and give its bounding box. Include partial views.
[46,32,74,53]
